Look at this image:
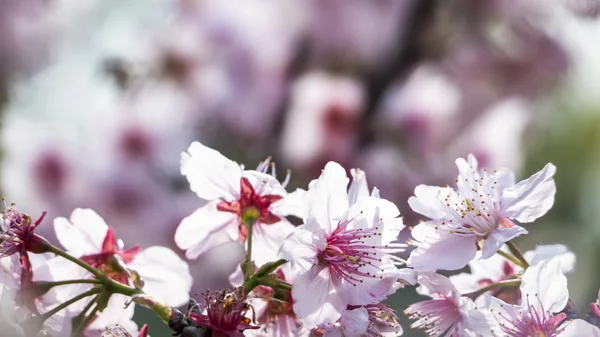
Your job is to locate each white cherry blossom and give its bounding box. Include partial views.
[175,141,295,270]
[405,272,493,337]
[450,244,575,299]
[52,208,192,332]
[278,162,407,328]
[485,258,597,337]
[408,154,556,271]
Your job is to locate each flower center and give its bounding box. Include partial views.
[495,294,567,337]
[217,177,283,242]
[317,220,388,286]
[241,206,260,226]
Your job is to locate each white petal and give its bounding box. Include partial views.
[480,225,528,259]
[278,223,324,273]
[251,221,296,266]
[292,266,346,329]
[520,259,569,314]
[308,162,350,231]
[273,188,310,220]
[502,163,557,223]
[348,168,370,206]
[128,246,193,307]
[408,185,456,220]
[181,141,241,201]
[415,272,458,299]
[53,208,108,257]
[347,196,403,245]
[175,201,237,259]
[337,307,369,336]
[449,272,481,295]
[408,225,478,271]
[523,244,576,274]
[561,319,600,337]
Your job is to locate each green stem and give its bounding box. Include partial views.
[506,241,530,269]
[40,287,104,323]
[72,304,100,337]
[245,218,256,262]
[462,279,521,300]
[50,279,102,287]
[254,259,288,278]
[105,279,142,297]
[276,280,292,292]
[76,294,99,320]
[46,244,101,278]
[497,249,528,269]
[242,259,290,294]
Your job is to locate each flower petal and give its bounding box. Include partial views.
[278,222,324,273]
[53,208,109,257]
[408,224,478,271]
[348,168,370,206]
[251,221,295,266]
[520,258,568,314]
[292,266,346,329]
[330,307,369,337]
[175,201,237,259]
[480,225,528,259]
[561,319,600,337]
[523,244,575,274]
[308,162,350,231]
[128,246,193,307]
[501,163,556,223]
[408,185,456,221]
[181,141,242,201]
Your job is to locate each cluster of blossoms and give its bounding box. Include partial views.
[2,141,600,337]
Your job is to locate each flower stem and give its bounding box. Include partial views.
[39,287,104,323]
[497,249,528,269]
[49,279,103,287]
[462,279,521,300]
[105,278,143,297]
[71,303,100,337]
[506,241,530,269]
[46,243,102,278]
[242,259,290,294]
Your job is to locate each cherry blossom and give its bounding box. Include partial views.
[53,208,192,307]
[278,162,407,328]
[175,141,296,268]
[485,258,597,336]
[321,303,403,337]
[405,272,492,337]
[450,244,575,303]
[318,306,369,337]
[1,204,50,258]
[188,287,259,337]
[407,154,556,271]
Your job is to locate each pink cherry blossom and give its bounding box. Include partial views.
[408,154,556,271]
[484,258,598,337]
[405,272,492,337]
[278,162,407,328]
[175,141,295,269]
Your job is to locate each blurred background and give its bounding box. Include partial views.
[1,0,600,335]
